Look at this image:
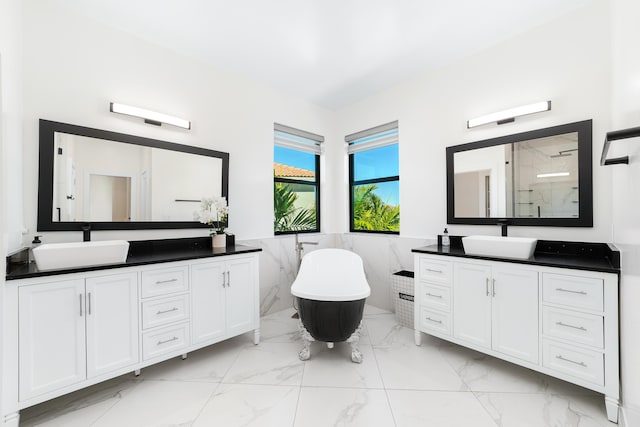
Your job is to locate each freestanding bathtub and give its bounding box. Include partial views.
[291,248,371,363]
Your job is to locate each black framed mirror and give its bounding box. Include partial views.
[38,119,229,231]
[446,119,593,227]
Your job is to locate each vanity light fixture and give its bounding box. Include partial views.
[110,102,191,129]
[467,101,551,129]
[536,172,570,178]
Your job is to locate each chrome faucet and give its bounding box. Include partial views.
[295,234,318,271]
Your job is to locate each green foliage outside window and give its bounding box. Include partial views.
[353,184,400,232]
[274,182,316,232]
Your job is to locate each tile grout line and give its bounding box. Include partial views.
[188,382,224,426]
[367,320,399,427]
[88,378,146,427]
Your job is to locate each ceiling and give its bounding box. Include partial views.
[53,0,592,110]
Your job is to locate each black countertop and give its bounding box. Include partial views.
[6,237,262,281]
[412,237,620,274]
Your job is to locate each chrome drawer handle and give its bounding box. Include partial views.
[556,287,587,295]
[157,336,179,345]
[425,292,443,299]
[556,354,587,367]
[425,317,442,324]
[426,268,443,273]
[156,278,178,285]
[157,307,179,315]
[556,321,587,331]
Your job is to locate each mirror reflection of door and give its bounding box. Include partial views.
[88,174,132,221]
[139,170,150,221]
[454,170,491,217]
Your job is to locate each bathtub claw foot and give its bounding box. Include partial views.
[347,321,364,363]
[299,346,311,361]
[298,321,315,361]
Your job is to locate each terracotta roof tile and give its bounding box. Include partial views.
[274,163,315,178]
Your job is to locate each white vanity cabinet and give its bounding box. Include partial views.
[18,272,138,401]
[191,255,259,346]
[414,253,620,423]
[4,249,260,426]
[453,262,539,363]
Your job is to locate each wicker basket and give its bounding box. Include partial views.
[391,270,414,328]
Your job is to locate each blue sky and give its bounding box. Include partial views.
[275,144,399,206]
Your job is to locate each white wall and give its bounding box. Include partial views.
[334,1,612,242]
[21,0,336,244]
[1,0,24,253]
[610,0,640,424]
[1,0,23,423]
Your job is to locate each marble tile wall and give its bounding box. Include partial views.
[241,233,433,315]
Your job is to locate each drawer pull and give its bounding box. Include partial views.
[556,321,587,331]
[556,354,587,367]
[555,287,587,295]
[425,317,442,324]
[425,292,442,299]
[157,336,179,346]
[156,307,179,315]
[426,268,443,273]
[485,278,490,296]
[156,278,178,285]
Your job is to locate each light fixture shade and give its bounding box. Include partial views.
[467,101,551,129]
[536,172,570,178]
[110,102,191,129]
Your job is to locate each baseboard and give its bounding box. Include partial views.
[621,402,640,427]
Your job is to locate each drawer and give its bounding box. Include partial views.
[141,266,188,298]
[420,283,450,313]
[419,258,452,285]
[542,340,604,385]
[419,307,451,336]
[543,273,603,312]
[543,306,603,348]
[142,322,190,361]
[142,294,190,330]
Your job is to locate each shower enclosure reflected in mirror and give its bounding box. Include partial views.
[38,119,229,231]
[446,120,593,227]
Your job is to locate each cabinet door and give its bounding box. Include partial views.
[19,279,86,400]
[453,263,492,349]
[86,273,139,378]
[491,268,539,363]
[191,261,226,344]
[225,256,257,336]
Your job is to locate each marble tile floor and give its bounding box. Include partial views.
[20,306,616,427]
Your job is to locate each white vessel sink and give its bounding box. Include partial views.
[33,240,130,271]
[462,235,537,260]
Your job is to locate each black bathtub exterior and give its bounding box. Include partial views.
[297,297,366,342]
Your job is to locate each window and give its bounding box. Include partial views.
[274,123,322,234]
[347,121,399,233]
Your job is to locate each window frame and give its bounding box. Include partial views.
[274,125,322,235]
[347,123,399,234]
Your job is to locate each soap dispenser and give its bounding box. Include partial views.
[441,228,450,247]
[29,235,42,263]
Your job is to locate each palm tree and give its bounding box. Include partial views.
[274,183,316,232]
[353,184,399,231]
